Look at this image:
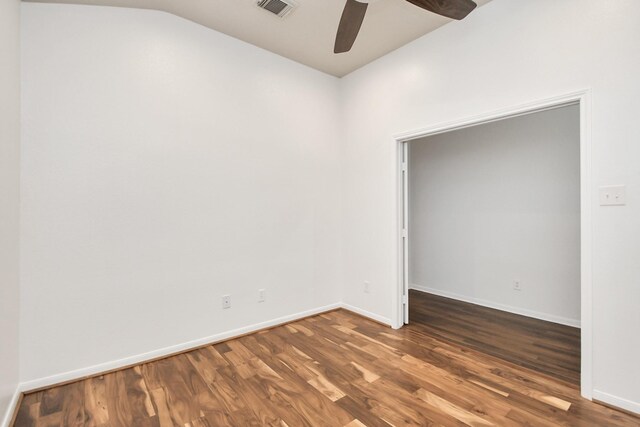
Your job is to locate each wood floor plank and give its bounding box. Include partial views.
[414,388,494,426]
[336,395,393,427]
[149,387,176,427]
[104,371,134,427]
[307,375,346,402]
[147,357,204,425]
[83,377,110,427]
[355,377,465,426]
[122,367,156,421]
[39,385,65,417]
[60,381,86,426]
[215,365,282,426]
[12,307,640,427]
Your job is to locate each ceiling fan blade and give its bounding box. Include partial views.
[334,0,369,54]
[404,0,477,20]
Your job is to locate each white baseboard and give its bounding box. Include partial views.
[410,284,581,328]
[593,390,640,415]
[340,303,393,327]
[1,386,22,427]
[19,303,342,393]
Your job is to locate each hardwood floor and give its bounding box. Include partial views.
[409,290,581,385]
[13,309,639,426]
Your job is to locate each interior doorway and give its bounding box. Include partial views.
[396,92,592,398]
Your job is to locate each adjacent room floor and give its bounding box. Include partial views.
[13,309,638,426]
[409,290,581,385]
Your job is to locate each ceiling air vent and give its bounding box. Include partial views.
[257,0,296,18]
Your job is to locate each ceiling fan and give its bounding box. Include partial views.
[334,0,477,53]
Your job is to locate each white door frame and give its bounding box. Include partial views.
[392,89,593,400]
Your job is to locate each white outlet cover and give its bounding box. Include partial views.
[599,185,626,206]
[222,295,231,309]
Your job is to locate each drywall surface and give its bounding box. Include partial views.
[0,0,21,422]
[341,0,640,411]
[409,106,580,326]
[20,3,343,383]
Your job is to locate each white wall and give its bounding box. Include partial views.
[20,3,343,383]
[409,106,580,326]
[0,0,21,423]
[341,0,640,412]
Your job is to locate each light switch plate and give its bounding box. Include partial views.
[599,185,626,206]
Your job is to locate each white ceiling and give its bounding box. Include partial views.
[24,0,491,77]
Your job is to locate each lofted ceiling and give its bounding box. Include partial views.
[24,0,491,77]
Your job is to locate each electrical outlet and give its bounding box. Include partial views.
[364,281,371,294]
[513,281,522,291]
[599,185,626,206]
[222,295,231,309]
[258,289,266,303]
